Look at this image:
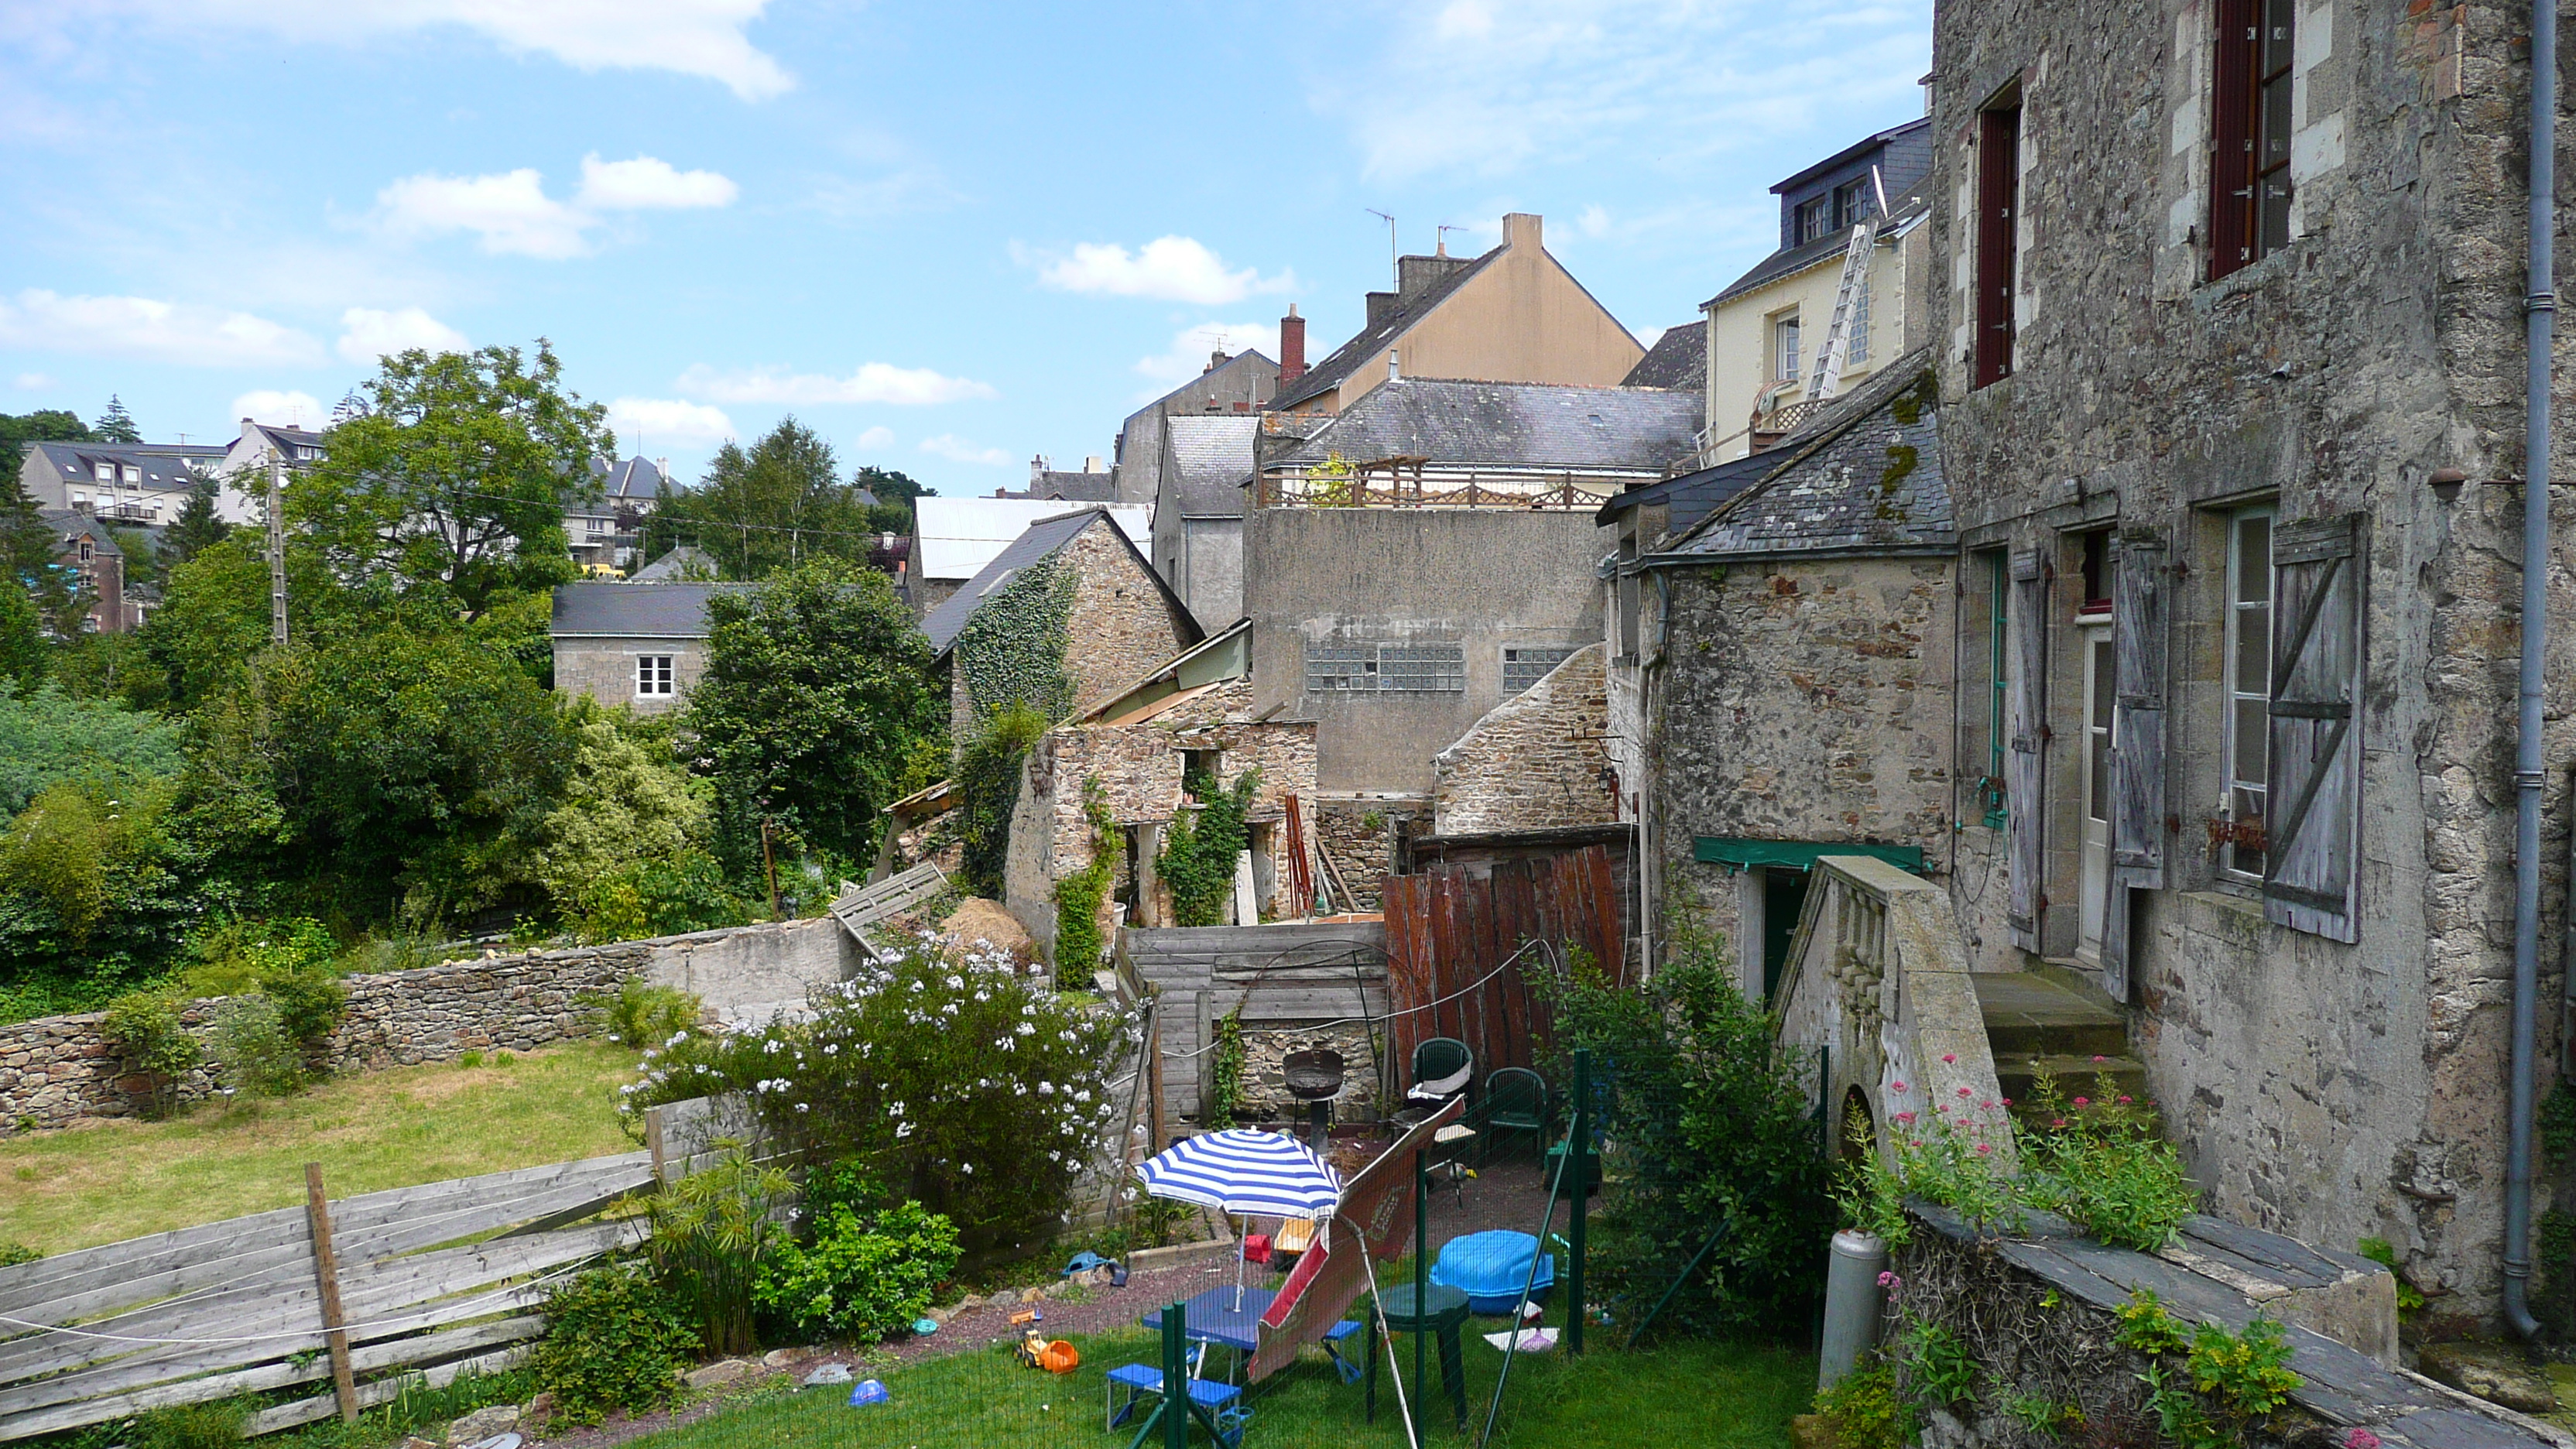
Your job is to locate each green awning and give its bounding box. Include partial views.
[1692,838,1926,875]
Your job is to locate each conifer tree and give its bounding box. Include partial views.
[93,396,140,444]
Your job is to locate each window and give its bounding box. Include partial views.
[635,654,675,697]
[1975,90,2023,389]
[92,463,111,483]
[2211,0,2296,279]
[1983,551,2009,826]
[2078,529,2115,614]
[1795,195,1831,245]
[1503,646,1576,695]
[122,466,140,485]
[2220,508,2274,879]
[77,540,92,563]
[585,516,608,535]
[1303,642,1464,694]
[1832,176,1874,231]
[1774,315,1802,382]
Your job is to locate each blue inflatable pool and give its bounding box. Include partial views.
[1430,1230,1556,1315]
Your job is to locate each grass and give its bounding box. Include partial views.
[0,1040,639,1252]
[625,1286,1814,1449]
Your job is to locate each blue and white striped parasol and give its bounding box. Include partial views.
[1136,1129,1342,1218]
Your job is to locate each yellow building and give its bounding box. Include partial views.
[1698,118,1934,464]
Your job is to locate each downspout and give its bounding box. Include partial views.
[2506,0,2556,1344]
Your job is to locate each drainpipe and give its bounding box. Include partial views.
[2506,0,2556,1344]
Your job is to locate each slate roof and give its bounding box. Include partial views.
[1269,248,1500,411]
[1707,187,1930,308]
[26,442,223,490]
[590,457,668,501]
[1270,379,1703,473]
[550,581,752,638]
[41,510,121,557]
[1592,448,1778,538]
[1653,351,1951,561]
[1015,471,1116,503]
[1622,322,1706,391]
[921,508,1195,656]
[1163,416,1257,519]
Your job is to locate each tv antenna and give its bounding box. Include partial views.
[1436,223,1464,255]
[1365,209,1396,285]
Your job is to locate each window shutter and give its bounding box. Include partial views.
[2262,515,2365,943]
[2006,548,2050,954]
[2110,529,2170,892]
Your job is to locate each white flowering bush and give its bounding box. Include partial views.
[625,930,1132,1253]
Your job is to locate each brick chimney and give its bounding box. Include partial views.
[1279,304,1306,385]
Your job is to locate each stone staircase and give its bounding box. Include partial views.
[1972,970,2147,1121]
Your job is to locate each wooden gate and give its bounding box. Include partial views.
[1381,844,1625,1082]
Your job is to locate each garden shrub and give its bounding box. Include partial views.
[1156,767,1259,928]
[209,993,303,1097]
[645,1145,792,1357]
[630,930,1130,1256]
[0,1242,40,1266]
[1207,1009,1245,1127]
[1537,944,1829,1339]
[571,852,748,945]
[1048,776,1115,986]
[754,1198,961,1343]
[101,988,199,1115]
[586,978,703,1049]
[128,1400,245,1449]
[2021,1065,2195,1251]
[1814,1359,1915,1449]
[534,1266,699,1425]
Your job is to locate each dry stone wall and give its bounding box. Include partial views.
[1432,642,1615,836]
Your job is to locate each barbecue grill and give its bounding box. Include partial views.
[1282,1048,1345,1153]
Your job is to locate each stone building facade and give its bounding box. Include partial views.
[1430,642,1617,837]
[1918,0,2567,1324]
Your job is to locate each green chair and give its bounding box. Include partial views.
[1407,1036,1475,1120]
[1479,1067,1548,1166]
[1363,1283,1470,1431]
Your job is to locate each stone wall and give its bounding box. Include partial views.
[1060,522,1199,721]
[551,635,707,716]
[0,916,860,1132]
[1232,1023,1382,1125]
[1432,642,1615,836]
[1313,799,1414,911]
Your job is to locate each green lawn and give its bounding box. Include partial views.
[0,1040,638,1252]
[633,1321,1813,1449]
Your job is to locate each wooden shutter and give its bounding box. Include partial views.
[2208,0,2259,281]
[2005,548,2050,954]
[2110,530,2170,891]
[1975,104,2023,388]
[2262,515,2365,942]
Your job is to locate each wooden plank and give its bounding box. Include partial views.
[243,1345,534,1440]
[302,1166,357,1423]
[1233,990,1386,1023]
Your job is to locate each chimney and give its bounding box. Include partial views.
[1365,291,1399,328]
[1029,454,1046,485]
[1502,212,1542,251]
[1084,456,1104,473]
[1386,349,1400,381]
[1279,303,1306,384]
[1206,350,1226,373]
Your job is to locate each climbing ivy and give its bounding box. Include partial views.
[1156,767,1260,928]
[1050,775,1117,985]
[1208,1009,1246,1126]
[955,706,1046,898]
[952,558,1077,724]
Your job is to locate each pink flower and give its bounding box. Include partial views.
[1976,1142,1995,1156]
[2001,1098,2012,1106]
[2091,1054,2107,1064]
[2119,1094,2134,1105]
[1957,1086,1973,1097]
[1942,1053,1958,1064]
[1979,1100,1995,1111]
[2050,1118,2067,1129]
[1878,1270,1903,1292]
[1894,1112,1917,1125]
[1889,1081,1908,1093]
[2074,1096,2090,1108]
[2344,1432,2381,1449]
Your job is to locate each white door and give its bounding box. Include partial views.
[2078,628,2115,961]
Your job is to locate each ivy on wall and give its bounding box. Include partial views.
[1049,775,1116,985]
[953,558,1077,724]
[955,706,1046,898]
[1156,767,1261,928]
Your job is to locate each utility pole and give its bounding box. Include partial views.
[1366,209,1396,286]
[266,457,287,646]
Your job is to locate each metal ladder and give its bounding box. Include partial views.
[1804,216,1879,405]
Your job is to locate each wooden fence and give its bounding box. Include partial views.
[1381,845,1627,1084]
[1116,923,1389,1131]
[0,1096,765,1443]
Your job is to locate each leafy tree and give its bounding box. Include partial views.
[289,340,608,618]
[853,464,933,533]
[533,699,712,908]
[160,481,231,570]
[139,534,270,710]
[0,778,194,1009]
[0,589,46,692]
[646,420,882,580]
[0,411,93,461]
[683,558,944,868]
[109,526,160,591]
[0,682,183,815]
[93,397,141,444]
[0,475,79,634]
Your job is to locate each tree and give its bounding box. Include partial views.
[0,411,94,461]
[683,559,944,868]
[289,340,609,618]
[0,475,80,636]
[647,420,882,580]
[854,465,933,533]
[93,397,141,444]
[163,481,231,571]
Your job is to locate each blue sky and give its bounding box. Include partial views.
[0,0,1931,495]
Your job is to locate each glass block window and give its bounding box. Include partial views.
[1378,646,1465,692]
[1304,645,1378,692]
[1502,646,1576,696]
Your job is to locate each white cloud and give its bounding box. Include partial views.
[1133,321,1283,386]
[12,375,53,391]
[0,289,323,367]
[1022,237,1295,307]
[337,306,468,363]
[370,155,735,259]
[66,0,793,101]
[918,434,1012,467]
[853,425,894,450]
[676,362,995,406]
[1577,204,1612,238]
[231,389,326,428]
[372,169,593,259]
[606,396,735,447]
[576,154,739,211]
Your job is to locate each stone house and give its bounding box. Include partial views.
[1002,621,1321,955]
[549,581,750,714]
[1268,213,1644,416]
[42,511,134,635]
[922,507,1202,755]
[1151,415,1255,631]
[1430,642,1618,838]
[569,457,666,571]
[1697,119,1937,466]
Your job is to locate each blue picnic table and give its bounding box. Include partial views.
[1140,1286,1364,1386]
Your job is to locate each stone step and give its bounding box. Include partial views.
[1971,971,2129,1060]
[1990,1053,2151,1115]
